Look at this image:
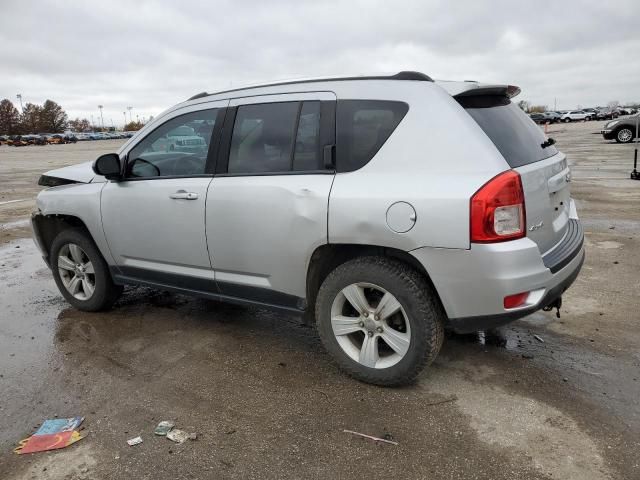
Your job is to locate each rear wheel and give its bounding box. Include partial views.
[616,127,634,143]
[50,229,123,311]
[315,257,444,386]
[563,117,571,123]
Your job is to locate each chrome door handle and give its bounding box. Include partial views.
[169,190,199,200]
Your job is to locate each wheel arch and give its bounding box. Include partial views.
[305,243,442,321]
[33,213,94,265]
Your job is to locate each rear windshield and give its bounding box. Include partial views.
[458,95,558,168]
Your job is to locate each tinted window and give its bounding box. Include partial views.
[293,101,321,171]
[459,96,558,168]
[127,109,218,178]
[228,102,298,174]
[336,100,409,172]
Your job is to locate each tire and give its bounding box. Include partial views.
[315,256,445,386]
[585,116,591,121]
[615,127,634,144]
[563,117,571,123]
[50,228,123,311]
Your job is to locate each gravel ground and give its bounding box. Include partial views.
[0,123,639,479]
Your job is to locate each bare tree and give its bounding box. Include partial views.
[20,103,42,134]
[39,100,68,132]
[517,100,531,112]
[69,117,91,132]
[607,100,620,109]
[124,121,144,131]
[0,99,21,135]
[529,105,548,113]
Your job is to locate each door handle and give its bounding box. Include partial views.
[169,190,199,200]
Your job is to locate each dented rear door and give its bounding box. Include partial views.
[206,92,336,304]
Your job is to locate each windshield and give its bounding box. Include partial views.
[458,95,558,168]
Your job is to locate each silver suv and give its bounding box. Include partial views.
[32,71,584,386]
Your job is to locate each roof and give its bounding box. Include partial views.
[187,71,433,101]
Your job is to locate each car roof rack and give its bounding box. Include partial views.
[187,71,433,101]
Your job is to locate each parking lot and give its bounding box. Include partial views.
[0,123,639,479]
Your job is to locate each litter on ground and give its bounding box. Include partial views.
[154,420,175,436]
[14,417,85,454]
[343,429,399,446]
[166,429,197,444]
[127,436,143,446]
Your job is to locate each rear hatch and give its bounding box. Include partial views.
[457,91,570,255]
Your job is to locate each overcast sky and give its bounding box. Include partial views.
[2,0,639,126]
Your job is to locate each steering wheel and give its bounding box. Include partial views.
[175,155,205,175]
[130,158,161,177]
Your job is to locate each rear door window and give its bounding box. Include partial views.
[228,102,298,174]
[227,101,323,174]
[293,101,321,171]
[336,100,409,172]
[459,95,558,168]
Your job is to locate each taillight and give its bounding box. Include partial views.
[471,170,525,243]
[504,292,529,309]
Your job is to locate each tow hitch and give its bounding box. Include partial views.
[543,297,562,318]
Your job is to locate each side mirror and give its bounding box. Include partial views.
[93,153,121,180]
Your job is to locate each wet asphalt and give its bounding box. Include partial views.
[0,124,639,479]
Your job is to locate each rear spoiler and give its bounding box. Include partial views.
[454,84,521,99]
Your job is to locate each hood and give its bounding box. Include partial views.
[38,160,105,186]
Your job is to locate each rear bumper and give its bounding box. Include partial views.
[447,249,584,333]
[410,219,585,333]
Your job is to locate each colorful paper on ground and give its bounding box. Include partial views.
[14,417,85,454]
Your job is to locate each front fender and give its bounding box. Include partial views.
[36,183,116,266]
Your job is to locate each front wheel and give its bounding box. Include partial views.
[563,117,571,123]
[50,229,123,311]
[315,257,444,386]
[615,127,634,143]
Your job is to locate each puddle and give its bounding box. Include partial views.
[0,218,30,231]
[594,240,623,249]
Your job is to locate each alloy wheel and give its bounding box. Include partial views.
[617,128,633,143]
[330,282,410,369]
[57,243,96,300]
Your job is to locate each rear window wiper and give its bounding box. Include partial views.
[541,137,556,149]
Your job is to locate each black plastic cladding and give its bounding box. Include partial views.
[187,71,433,101]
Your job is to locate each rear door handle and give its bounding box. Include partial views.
[169,190,199,200]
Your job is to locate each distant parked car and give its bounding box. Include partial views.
[47,134,66,145]
[560,111,589,122]
[529,113,546,124]
[30,135,47,146]
[542,112,561,123]
[596,109,619,121]
[9,135,30,147]
[0,135,9,145]
[601,114,640,143]
[581,108,598,120]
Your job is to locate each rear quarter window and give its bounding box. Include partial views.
[336,100,408,172]
[458,95,558,168]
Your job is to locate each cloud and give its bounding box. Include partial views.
[1,0,639,124]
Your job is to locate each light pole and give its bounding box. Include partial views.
[136,114,139,124]
[123,111,127,129]
[90,114,94,130]
[127,106,133,123]
[98,105,104,131]
[16,94,23,111]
